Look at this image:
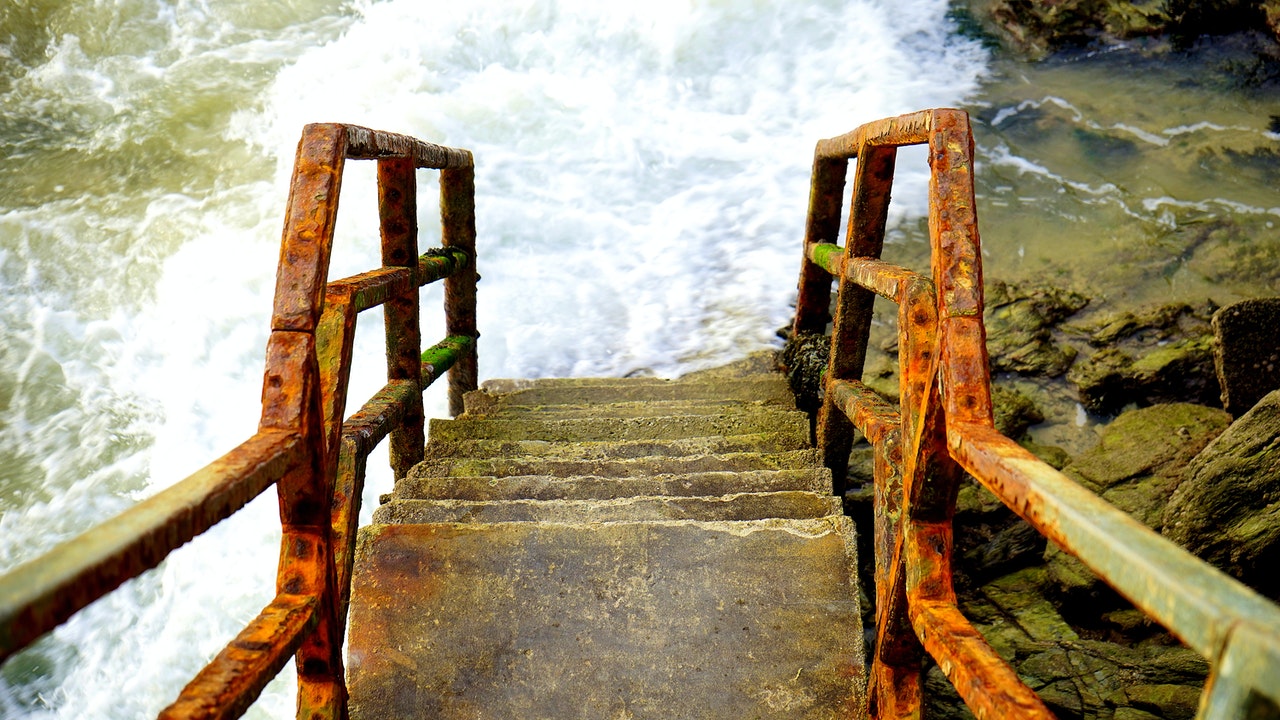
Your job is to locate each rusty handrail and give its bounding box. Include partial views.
[793,108,1280,719]
[0,123,478,719]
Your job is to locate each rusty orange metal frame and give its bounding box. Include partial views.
[794,108,1280,719]
[0,123,478,720]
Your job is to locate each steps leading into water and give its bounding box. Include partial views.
[346,353,866,718]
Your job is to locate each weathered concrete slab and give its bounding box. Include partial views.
[373,491,842,524]
[467,376,794,411]
[428,410,809,443]
[348,517,863,719]
[392,468,832,502]
[407,449,822,479]
[422,432,812,460]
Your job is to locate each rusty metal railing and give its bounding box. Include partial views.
[794,108,1280,719]
[0,123,477,719]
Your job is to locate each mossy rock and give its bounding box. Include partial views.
[1047,403,1230,597]
[1162,390,1280,598]
[984,280,1088,377]
[1069,336,1220,414]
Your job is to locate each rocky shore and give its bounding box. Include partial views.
[780,6,1280,715]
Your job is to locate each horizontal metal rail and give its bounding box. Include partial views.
[0,429,302,661]
[794,108,1280,719]
[0,122,480,720]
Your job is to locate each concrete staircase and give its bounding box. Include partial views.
[346,353,866,718]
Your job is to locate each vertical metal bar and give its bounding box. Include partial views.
[868,428,924,720]
[441,162,478,417]
[271,124,348,334]
[261,332,347,720]
[262,124,352,720]
[816,144,897,486]
[378,158,424,479]
[317,293,357,481]
[793,154,847,335]
[927,109,991,430]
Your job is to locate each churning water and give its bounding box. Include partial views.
[0,1,987,716]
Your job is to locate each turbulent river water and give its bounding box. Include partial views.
[0,0,1275,717]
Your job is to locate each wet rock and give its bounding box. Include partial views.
[985,280,1088,377]
[959,0,1169,59]
[959,0,1276,57]
[1067,302,1220,414]
[1165,0,1268,47]
[781,331,828,413]
[1162,390,1280,598]
[1124,684,1201,720]
[1212,298,1280,416]
[1046,403,1231,594]
[992,383,1045,438]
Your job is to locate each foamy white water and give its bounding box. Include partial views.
[0,1,987,716]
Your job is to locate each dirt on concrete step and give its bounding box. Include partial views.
[407,449,823,479]
[348,516,863,719]
[373,491,843,524]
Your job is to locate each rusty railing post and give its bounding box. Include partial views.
[441,163,478,416]
[818,143,897,488]
[265,122,351,719]
[379,157,425,479]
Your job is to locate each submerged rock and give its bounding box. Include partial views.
[1162,390,1280,598]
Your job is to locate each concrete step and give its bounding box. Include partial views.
[466,375,794,412]
[391,468,832,503]
[407,449,822,479]
[422,432,813,460]
[373,491,842,524]
[428,409,808,443]
[347,516,864,719]
[461,398,793,419]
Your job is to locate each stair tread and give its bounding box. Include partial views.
[347,516,864,719]
[422,432,812,459]
[392,468,831,502]
[467,377,793,411]
[461,398,793,419]
[408,449,823,478]
[373,491,842,524]
[428,410,808,443]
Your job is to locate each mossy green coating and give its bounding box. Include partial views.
[428,408,809,443]
[420,334,474,374]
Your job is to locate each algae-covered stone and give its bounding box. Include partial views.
[1124,684,1201,720]
[984,280,1088,377]
[992,383,1046,438]
[1047,403,1230,595]
[781,331,828,412]
[1064,403,1230,494]
[1068,337,1219,414]
[1162,389,1280,597]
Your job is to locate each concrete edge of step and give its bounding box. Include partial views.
[357,513,856,539]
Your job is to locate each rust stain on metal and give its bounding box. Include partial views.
[159,593,318,720]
